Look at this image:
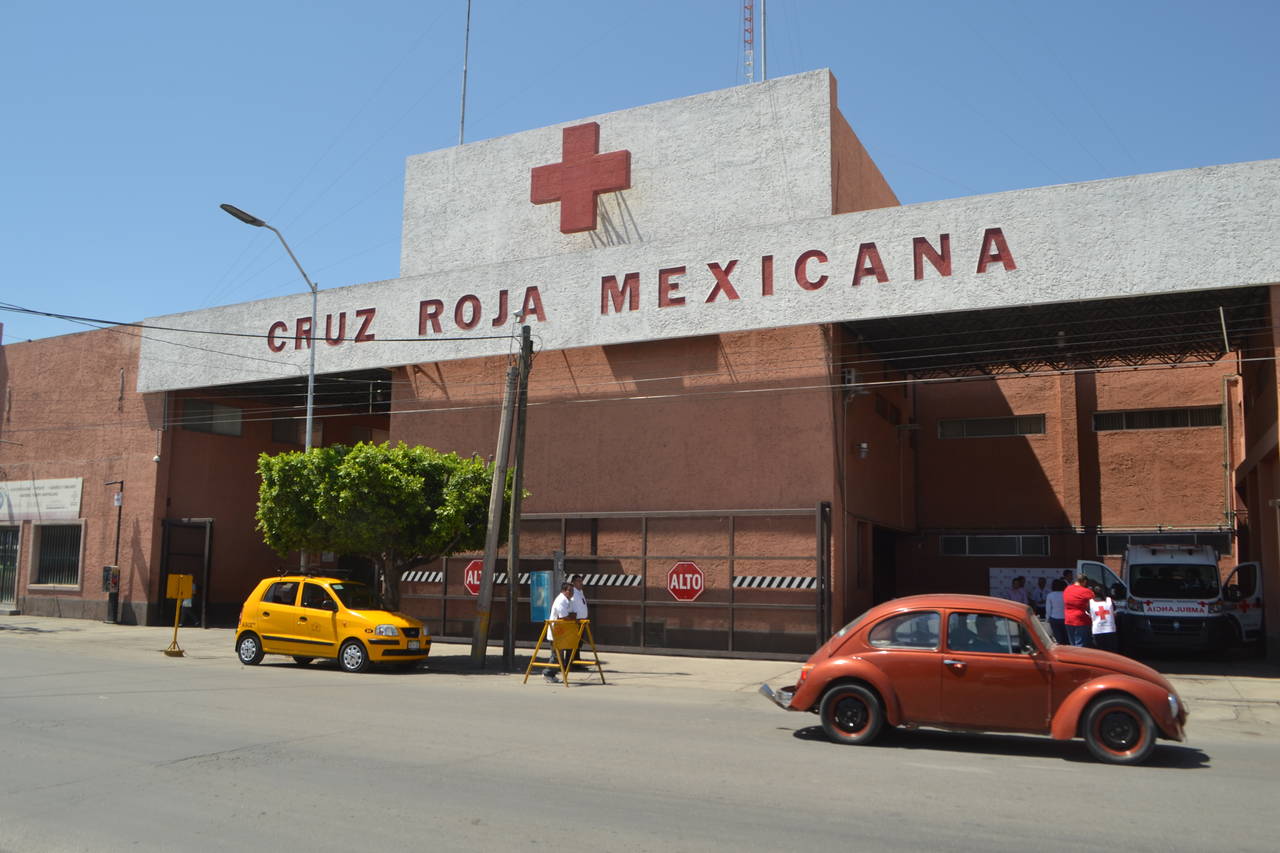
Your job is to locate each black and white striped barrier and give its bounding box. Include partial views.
[399,570,644,586]
[733,576,818,589]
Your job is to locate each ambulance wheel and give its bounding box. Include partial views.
[1084,695,1155,764]
[236,632,264,666]
[338,639,370,673]
[819,683,883,746]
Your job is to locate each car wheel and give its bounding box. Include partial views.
[292,656,314,666]
[338,639,370,673]
[819,683,883,746]
[1083,695,1156,764]
[236,633,264,666]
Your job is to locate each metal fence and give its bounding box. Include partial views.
[400,505,831,658]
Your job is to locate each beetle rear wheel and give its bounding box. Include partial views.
[1083,695,1156,764]
[819,684,884,746]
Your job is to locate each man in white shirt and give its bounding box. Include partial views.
[544,582,580,680]
[1027,576,1048,617]
[571,573,589,618]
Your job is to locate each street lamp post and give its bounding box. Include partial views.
[221,203,318,571]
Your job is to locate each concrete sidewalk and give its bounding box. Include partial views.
[2,614,1276,733]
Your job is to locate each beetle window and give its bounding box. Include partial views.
[301,583,338,611]
[265,581,298,605]
[868,611,940,650]
[946,612,1024,654]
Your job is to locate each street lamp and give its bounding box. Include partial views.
[221,203,318,571]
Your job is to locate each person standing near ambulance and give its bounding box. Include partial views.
[1063,575,1096,647]
[1044,579,1068,643]
[1090,586,1120,652]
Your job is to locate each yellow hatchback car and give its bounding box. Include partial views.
[235,575,430,672]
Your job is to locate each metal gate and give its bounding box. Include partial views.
[0,525,18,609]
[159,519,211,627]
[400,504,831,658]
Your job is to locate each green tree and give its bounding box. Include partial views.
[256,441,510,610]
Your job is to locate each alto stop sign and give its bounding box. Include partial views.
[462,559,484,596]
[667,561,704,601]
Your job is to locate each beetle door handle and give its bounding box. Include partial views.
[261,610,271,617]
[943,659,967,669]
[298,616,307,622]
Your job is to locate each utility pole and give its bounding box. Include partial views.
[104,480,123,623]
[503,326,534,670]
[470,363,519,667]
[459,0,472,145]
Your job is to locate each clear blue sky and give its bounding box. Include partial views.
[2,0,1276,342]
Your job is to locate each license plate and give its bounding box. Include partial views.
[408,640,420,650]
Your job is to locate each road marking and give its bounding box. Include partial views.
[902,762,993,774]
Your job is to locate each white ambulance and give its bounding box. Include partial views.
[1077,545,1263,652]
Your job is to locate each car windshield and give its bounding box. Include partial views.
[1129,563,1220,599]
[1026,610,1056,647]
[330,582,380,610]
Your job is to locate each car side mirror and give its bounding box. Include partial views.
[1111,583,1127,599]
[1223,585,1241,603]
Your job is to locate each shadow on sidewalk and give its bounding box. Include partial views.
[1138,647,1280,679]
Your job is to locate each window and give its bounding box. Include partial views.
[272,417,303,445]
[1093,406,1221,431]
[940,535,1049,557]
[1096,532,1231,557]
[265,581,299,605]
[301,583,337,611]
[32,523,82,586]
[868,611,939,650]
[939,415,1044,439]
[1128,563,1221,599]
[182,399,243,436]
[946,612,1027,654]
[330,582,378,610]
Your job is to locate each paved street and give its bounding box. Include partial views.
[1,617,1277,852]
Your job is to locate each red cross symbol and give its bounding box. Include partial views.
[530,122,631,234]
[1238,599,1251,613]
[1095,604,1111,620]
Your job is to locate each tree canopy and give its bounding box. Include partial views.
[256,441,510,610]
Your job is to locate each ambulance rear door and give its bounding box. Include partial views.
[1223,562,1263,643]
[1077,560,1126,610]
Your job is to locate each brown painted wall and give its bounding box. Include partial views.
[829,78,900,215]
[393,328,842,514]
[1235,285,1280,658]
[162,392,390,621]
[1092,364,1237,529]
[0,329,164,622]
[901,362,1242,597]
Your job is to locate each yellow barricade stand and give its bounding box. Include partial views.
[163,573,193,658]
[523,618,606,686]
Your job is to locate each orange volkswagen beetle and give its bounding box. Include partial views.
[761,594,1186,764]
